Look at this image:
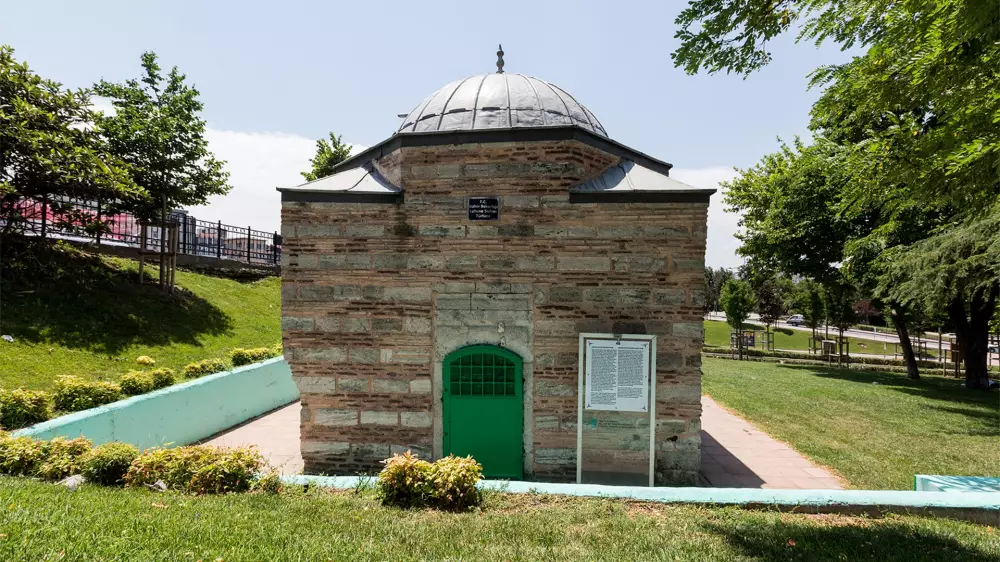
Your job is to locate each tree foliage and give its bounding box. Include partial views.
[704,266,735,313]
[0,45,137,236]
[755,275,787,332]
[721,278,756,359]
[93,52,229,221]
[301,132,352,182]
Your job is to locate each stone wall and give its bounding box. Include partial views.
[281,139,707,484]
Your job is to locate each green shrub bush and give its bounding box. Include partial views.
[230,347,277,367]
[427,455,483,510]
[183,359,227,378]
[81,442,140,486]
[377,452,484,510]
[52,376,122,412]
[149,368,176,389]
[35,437,92,480]
[119,371,155,396]
[0,435,49,476]
[0,388,51,429]
[252,470,282,494]
[125,445,265,493]
[189,447,265,494]
[377,451,433,508]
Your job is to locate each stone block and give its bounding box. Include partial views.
[534,415,559,430]
[558,257,610,272]
[471,294,532,311]
[403,317,432,334]
[344,225,385,238]
[419,225,466,237]
[301,440,350,455]
[549,286,582,302]
[372,254,409,270]
[467,225,498,238]
[372,378,409,393]
[342,318,370,333]
[498,224,534,237]
[503,195,539,208]
[435,294,471,310]
[410,378,432,394]
[673,258,703,272]
[481,255,516,270]
[534,380,575,396]
[656,384,701,403]
[644,226,689,239]
[612,256,666,273]
[656,419,687,436]
[314,408,358,427]
[361,410,398,426]
[515,256,555,271]
[338,376,370,393]
[384,286,433,303]
[349,348,379,364]
[299,348,347,362]
[293,376,337,394]
[372,318,403,332]
[596,225,642,239]
[446,256,479,270]
[534,319,576,337]
[282,317,314,331]
[567,226,596,238]
[654,289,686,306]
[584,287,618,303]
[534,448,576,465]
[400,411,432,428]
[620,288,651,305]
[475,281,532,294]
[672,322,704,339]
[381,349,430,365]
[408,255,445,270]
[534,225,567,238]
[352,443,391,459]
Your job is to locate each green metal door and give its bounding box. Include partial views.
[443,345,523,479]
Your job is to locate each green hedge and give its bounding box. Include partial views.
[377,451,483,511]
[52,376,122,412]
[0,388,51,430]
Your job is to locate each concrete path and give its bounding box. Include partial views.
[203,398,844,489]
[203,401,303,475]
[700,396,843,489]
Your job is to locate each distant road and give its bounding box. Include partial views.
[704,312,954,353]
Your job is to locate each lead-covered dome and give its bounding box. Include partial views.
[397,73,607,137]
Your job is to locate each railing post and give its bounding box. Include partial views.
[247,225,252,264]
[95,199,102,246]
[273,231,279,266]
[181,216,187,255]
[40,194,48,239]
[216,221,222,258]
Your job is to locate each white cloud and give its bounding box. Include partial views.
[671,167,744,270]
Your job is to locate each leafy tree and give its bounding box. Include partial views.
[791,278,825,344]
[720,278,756,360]
[704,266,734,313]
[94,52,230,289]
[301,132,352,182]
[823,277,859,350]
[0,45,137,238]
[754,275,787,342]
[673,0,1000,387]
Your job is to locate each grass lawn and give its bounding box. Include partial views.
[0,242,280,391]
[1,478,998,561]
[704,320,935,358]
[702,357,1000,490]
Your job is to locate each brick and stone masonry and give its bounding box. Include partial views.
[280,138,708,485]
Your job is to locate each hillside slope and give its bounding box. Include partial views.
[0,241,280,391]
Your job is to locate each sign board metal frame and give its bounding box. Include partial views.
[576,333,657,486]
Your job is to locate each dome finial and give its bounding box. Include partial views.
[496,44,504,74]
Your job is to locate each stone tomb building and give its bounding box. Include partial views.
[278,65,714,485]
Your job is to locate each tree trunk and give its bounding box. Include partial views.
[947,285,998,390]
[888,305,920,379]
[159,195,167,291]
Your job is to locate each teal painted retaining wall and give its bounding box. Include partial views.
[12,358,299,449]
[915,475,1000,493]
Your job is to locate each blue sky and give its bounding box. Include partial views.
[2,0,853,267]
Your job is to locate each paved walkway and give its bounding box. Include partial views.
[700,396,843,489]
[203,401,303,474]
[205,397,843,489]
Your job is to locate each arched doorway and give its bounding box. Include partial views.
[442,345,523,479]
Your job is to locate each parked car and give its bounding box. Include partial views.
[786,314,805,326]
[989,345,999,354]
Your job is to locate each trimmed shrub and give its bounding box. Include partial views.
[52,376,122,412]
[189,447,265,494]
[35,437,92,480]
[149,368,176,389]
[136,356,156,366]
[252,470,282,495]
[183,359,227,378]
[230,347,277,367]
[0,388,51,429]
[119,371,155,396]
[377,451,433,508]
[427,455,483,510]
[0,435,48,476]
[81,442,140,486]
[125,445,265,494]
